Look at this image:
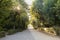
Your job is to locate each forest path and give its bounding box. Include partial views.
[0,24,60,40]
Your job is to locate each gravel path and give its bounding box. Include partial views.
[0,24,60,40]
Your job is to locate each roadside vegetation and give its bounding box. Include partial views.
[30,0,60,36]
[0,0,28,38]
[0,0,60,38]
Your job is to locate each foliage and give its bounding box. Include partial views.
[54,27,60,35]
[0,0,28,37]
[7,29,17,35]
[19,0,28,8]
[31,0,60,27]
[31,0,60,35]
[0,31,5,38]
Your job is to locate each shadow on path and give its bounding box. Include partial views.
[0,29,35,40]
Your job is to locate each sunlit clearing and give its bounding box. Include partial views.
[28,24,34,29]
[25,0,33,5]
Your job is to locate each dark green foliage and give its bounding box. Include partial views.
[19,0,28,8]
[0,0,28,37]
[7,29,17,35]
[0,31,5,38]
[31,0,60,35]
[31,0,60,27]
[54,27,60,36]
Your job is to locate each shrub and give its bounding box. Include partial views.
[0,26,3,31]
[39,27,56,35]
[7,29,17,35]
[0,31,5,38]
[53,27,60,36]
[16,29,23,32]
[39,27,45,31]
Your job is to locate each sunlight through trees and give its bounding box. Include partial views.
[0,0,60,38]
[30,0,60,35]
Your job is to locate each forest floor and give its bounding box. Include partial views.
[0,24,60,40]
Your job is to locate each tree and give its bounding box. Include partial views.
[31,0,60,27]
[0,0,28,32]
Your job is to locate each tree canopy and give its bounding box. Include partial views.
[31,0,60,27]
[0,0,28,33]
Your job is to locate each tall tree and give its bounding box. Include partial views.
[31,0,60,27]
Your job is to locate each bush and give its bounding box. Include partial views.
[39,27,56,35]
[7,29,17,35]
[0,31,5,38]
[0,26,3,31]
[39,27,45,31]
[16,29,23,32]
[53,27,60,36]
